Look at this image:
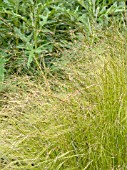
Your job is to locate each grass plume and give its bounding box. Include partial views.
[1,27,127,169]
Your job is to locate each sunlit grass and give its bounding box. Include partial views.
[0,28,127,169]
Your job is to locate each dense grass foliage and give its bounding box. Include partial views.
[1,1,127,169]
[0,0,126,83]
[1,28,127,169]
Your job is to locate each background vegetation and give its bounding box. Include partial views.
[0,0,126,82]
[1,0,127,170]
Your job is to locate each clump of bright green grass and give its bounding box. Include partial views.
[0,28,127,169]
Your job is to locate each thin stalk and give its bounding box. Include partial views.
[32,3,50,91]
[15,1,20,46]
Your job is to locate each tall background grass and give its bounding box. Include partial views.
[0,0,126,80]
